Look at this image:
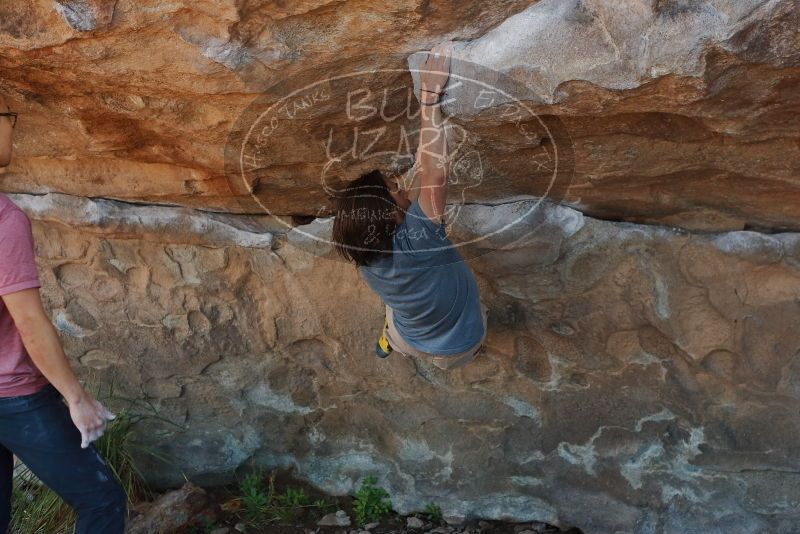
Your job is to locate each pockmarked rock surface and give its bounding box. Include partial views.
[0,0,798,230]
[14,192,800,534]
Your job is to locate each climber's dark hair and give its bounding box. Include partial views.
[332,169,398,267]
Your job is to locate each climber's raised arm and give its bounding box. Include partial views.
[416,42,452,224]
[403,150,422,204]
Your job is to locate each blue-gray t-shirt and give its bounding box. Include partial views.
[358,199,484,355]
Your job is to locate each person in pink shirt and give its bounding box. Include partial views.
[0,95,125,533]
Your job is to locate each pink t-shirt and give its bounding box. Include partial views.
[0,193,48,397]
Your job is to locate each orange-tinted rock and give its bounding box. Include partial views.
[0,1,797,230]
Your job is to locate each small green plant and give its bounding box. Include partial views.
[352,475,392,527]
[238,471,271,525]
[273,487,312,522]
[423,503,443,523]
[275,487,311,508]
[313,498,335,515]
[233,471,332,526]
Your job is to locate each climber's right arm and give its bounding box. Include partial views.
[417,42,452,224]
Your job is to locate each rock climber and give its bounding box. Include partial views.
[0,94,126,533]
[332,42,488,370]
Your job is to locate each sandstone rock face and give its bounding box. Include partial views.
[3,1,800,533]
[0,0,798,230]
[14,192,800,533]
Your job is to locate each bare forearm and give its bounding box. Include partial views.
[419,88,447,186]
[18,317,85,404]
[418,86,449,218]
[405,150,423,203]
